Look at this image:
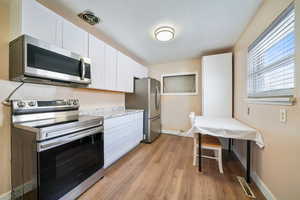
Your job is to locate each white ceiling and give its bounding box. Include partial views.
[44,0,262,65]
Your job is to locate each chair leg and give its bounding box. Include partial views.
[218,148,224,174]
[193,136,197,166]
[214,149,218,158]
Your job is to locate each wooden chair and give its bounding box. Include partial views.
[189,112,224,174]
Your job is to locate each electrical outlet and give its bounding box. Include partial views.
[280,109,287,123]
[247,107,250,115]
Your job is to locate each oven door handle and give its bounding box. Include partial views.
[37,126,103,152]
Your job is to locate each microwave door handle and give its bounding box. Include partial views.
[80,58,85,80]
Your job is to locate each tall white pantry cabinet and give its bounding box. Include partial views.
[202,53,233,117]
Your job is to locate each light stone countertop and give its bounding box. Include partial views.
[80,108,144,119]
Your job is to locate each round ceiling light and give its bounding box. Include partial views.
[154,26,175,41]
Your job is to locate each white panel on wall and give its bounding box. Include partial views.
[202,53,233,117]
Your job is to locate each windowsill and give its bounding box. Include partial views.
[161,93,198,96]
[246,97,296,106]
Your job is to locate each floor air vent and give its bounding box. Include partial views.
[237,176,256,199]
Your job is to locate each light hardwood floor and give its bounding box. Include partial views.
[79,134,266,200]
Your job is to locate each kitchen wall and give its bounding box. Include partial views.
[0,2,124,196]
[233,0,300,199]
[148,59,202,132]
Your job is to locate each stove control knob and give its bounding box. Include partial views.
[28,101,36,107]
[17,101,26,108]
[67,100,73,105]
[73,100,79,106]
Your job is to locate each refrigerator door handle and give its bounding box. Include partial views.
[155,86,160,110]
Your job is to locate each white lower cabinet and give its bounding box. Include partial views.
[104,112,143,168]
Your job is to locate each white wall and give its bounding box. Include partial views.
[148,59,202,132]
[233,0,300,199]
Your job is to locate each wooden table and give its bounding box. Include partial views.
[188,116,264,183]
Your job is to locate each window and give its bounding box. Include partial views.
[247,3,295,98]
[162,73,198,95]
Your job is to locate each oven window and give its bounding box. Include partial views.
[38,132,103,200]
[27,44,91,78]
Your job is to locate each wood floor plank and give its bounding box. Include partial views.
[79,134,266,200]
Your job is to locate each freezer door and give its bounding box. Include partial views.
[145,116,161,143]
[149,79,161,118]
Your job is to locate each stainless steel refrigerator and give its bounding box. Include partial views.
[125,78,161,143]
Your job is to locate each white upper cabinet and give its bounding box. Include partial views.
[117,52,134,93]
[9,0,143,93]
[88,34,105,89]
[10,0,62,46]
[62,20,88,57]
[105,45,118,91]
[132,62,148,79]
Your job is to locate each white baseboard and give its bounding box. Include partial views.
[161,129,192,137]
[0,180,34,200]
[0,191,10,200]
[233,148,277,200]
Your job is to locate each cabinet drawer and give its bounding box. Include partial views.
[104,114,136,130]
[136,112,143,119]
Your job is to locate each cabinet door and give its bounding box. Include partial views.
[117,52,134,92]
[18,0,61,46]
[88,34,105,89]
[104,115,142,168]
[137,112,144,141]
[132,61,141,78]
[140,65,149,78]
[62,20,88,56]
[131,61,148,79]
[105,45,118,91]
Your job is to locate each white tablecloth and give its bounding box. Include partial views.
[187,116,265,148]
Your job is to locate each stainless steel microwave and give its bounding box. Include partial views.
[9,35,91,87]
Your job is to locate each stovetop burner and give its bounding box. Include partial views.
[11,99,103,141]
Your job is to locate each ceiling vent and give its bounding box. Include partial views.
[78,10,100,25]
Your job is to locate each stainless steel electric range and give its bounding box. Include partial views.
[11,99,104,200]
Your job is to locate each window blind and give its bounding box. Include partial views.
[247,3,295,98]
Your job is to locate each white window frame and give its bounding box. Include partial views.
[246,3,296,106]
[161,72,198,96]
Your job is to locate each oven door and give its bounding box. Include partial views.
[37,126,104,200]
[24,35,91,84]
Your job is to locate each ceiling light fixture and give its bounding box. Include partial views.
[154,26,175,41]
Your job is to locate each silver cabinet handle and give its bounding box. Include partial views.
[80,58,85,80]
